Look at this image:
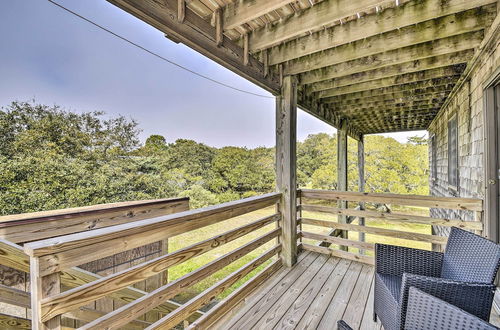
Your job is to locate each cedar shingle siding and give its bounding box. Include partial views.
[428,31,500,237]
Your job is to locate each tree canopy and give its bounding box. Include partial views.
[0,101,429,215]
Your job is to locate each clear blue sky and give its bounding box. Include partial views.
[0,0,424,148]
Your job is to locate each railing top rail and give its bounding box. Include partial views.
[24,192,281,258]
[299,189,483,211]
[0,197,190,227]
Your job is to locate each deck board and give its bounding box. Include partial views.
[217,251,500,330]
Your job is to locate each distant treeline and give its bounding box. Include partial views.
[0,101,429,215]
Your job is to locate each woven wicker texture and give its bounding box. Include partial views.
[404,287,498,330]
[374,227,500,330]
[442,227,500,283]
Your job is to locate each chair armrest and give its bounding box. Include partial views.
[375,244,443,277]
[400,273,495,323]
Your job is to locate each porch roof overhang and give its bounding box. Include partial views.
[107,0,498,139]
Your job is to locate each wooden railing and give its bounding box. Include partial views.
[0,197,197,328]
[23,193,282,329]
[297,189,483,265]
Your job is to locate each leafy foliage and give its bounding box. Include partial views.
[0,101,429,215]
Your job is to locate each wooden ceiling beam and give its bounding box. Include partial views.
[307,51,472,92]
[106,0,280,94]
[282,6,495,74]
[362,127,429,134]
[298,91,362,140]
[322,90,451,105]
[335,105,444,117]
[319,77,460,99]
[248,0,387,51]
[317,70,462,98]
[222,0,296,31]
[256,0,496,56]
[324,83,456,102]
[330,98,448,112]
[300,31,482,85]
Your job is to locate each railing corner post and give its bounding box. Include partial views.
[30,256,62,330]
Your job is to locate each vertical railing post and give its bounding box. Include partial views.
[337,119,348,250]
[358,135,366,254]
[276,75,298,267]
[30,257,62,330]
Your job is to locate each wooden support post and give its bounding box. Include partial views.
[276,75,298,267]
[337,119,348,250]
[358,135,366,254]
[31,257,62,330]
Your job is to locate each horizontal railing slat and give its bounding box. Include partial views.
[300,189,483,211]
[0,284,30,309]
[40,214,280,318]
[148,245,281,329]
[300,218,447,245]
[0,239,201,321]
[301,244,374,265]
[300,204,482,230]
[187,259,283,329]
[26,193,281,275]
[0,198,190,244]
[300,231,375,251]
[70,229,281,328]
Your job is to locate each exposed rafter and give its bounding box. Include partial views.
[251,0,496,54]
[325,83,456,102]
[281,6,495,75]
[222,0,296,31]
[106,0,498,135]
[307,51,472,92]
[300,31,483,85]
[247,0,386,51]
[331,99,448,113]
[316,72,462,98]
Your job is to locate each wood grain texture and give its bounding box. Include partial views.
[301,218,447,245]
[0,284,30,309]
[0,313,31,329]
[0,198,189,244]
[300,204,482,230]
[40,214,280,320]
[0,240,202,323]
[301,231,375,251]
[26,193,280,274]
[281,6,495,72]
[148,245,281,329]
[267,0,495,63]
[301,31,483,86]
[276,76,298,267]
[79,229,280,329]
[301,244,374,265]
[300,189,483,211]
[187,259,283,329]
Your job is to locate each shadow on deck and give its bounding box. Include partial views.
[215,251,500,330]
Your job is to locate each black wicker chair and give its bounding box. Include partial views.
[374,226,500,330]
[404,287,498,330]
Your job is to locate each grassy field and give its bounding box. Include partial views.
[167,205,432,305]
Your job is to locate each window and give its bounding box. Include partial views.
[448,116,458,189]
[430,135,437,183]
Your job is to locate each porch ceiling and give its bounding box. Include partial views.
[107,0,498,137]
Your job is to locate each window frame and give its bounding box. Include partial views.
[447,114,459,193]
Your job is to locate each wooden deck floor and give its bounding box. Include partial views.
[215,250,500,330]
